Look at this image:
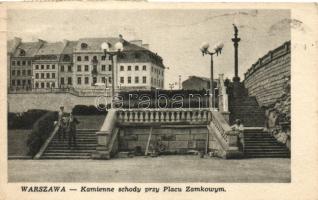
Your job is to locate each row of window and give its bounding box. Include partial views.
[119,76,147,84]
[120,65,147,71]
[34,82,56,89]
[12,70,32,76]
[152,67,164,76]
[76,76,112,85]
[11,79,32,86]
[60,65,73,72]
[34,64,56,70]
[77,65,112,72]
[11,60,31,66]
[151,78,164,88]
[35,73,56,79]
[77,55,110,62]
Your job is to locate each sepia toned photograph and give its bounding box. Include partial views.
[6,7,292,184]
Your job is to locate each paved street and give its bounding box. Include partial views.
[8,156,290,182]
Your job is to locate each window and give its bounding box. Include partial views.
[102,77,106,83]
[101,65,106,71]
[41,82,44,88]
[19,49,25,56]
[22,70,26,76]
[46,65,50,69]
[127,66,131,71]
[135,76,139,83]
[12,80,15,86]
[61,65,65,72]
[60,77,65,85]
[142,76,147,83]
[84,56,89,61]
[77,65,81,72]
[35,82,39,88]
[101,56,106,61]
[52,65,55,69]
[63,55,71,61]
[109,77,112,83]
[51,82,55,88]
[67,77,72,85]
[22,61,26,66]
[108,65,112,71]
[142,65,147,71]
[12,70,15,76]
[17,61,21,66]
[46,73,50,79]
[27,70,31,76]
[68,65,72,72]
[85,77,89,84]
[27,80,31,85]
[135,65,139,71]
[17,70,21,76]
[12,61,15,66]
[41,73,44,79]
[77,56,81,61]
[41,65,44,69]
[46,82,50,88]
[77,77,82,85]
[35,65,39,70]
[22,80,26,86]
[120,66,124,71]
[85,65,89,71]
[92,77,97,85]
[151,66,153,72]
[81,43,88,49]
[17,80,21,86]
[27,61,31,65]
[52,73,55,78]
[128,76,131,84]
[120,77,124,84]
[151,77,153,84]
[35,73,39,79]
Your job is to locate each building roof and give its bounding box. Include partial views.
[74,37,146,53]
[12,41,43,57]
[187,76,211,82]
[36,42,65,55]
[61,41,78,55]
[7,38,21,54]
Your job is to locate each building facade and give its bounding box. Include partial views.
[9,39,44,89]
[8,36,165,92]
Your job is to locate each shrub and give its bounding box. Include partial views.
[72,105,108,115]
[26,111,58,157]
[8,109,49,129]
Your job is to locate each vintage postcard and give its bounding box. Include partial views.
[0,2,317,200]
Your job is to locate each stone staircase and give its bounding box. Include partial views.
[243,128,290,158]
[41,129,97,159]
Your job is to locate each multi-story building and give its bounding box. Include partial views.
[10,39,44,89]
[32,41,66,89]
[8,36,166,91]
[59,41,78,88]
[7,37,21,87]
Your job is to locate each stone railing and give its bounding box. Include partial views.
[208,111,242,158]
[244,41,290,80]
[217,74,230,123]
[116,108,210,125]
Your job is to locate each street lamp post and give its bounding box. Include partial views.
[200,42,224,110]
[101,41,123,109]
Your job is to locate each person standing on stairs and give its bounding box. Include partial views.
[67,112,80,149]
[231,119,245,152]
[57,106,67,141]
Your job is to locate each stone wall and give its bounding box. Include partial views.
[118,126,211,153]
[244,41,291,107]
[8,93,111,113]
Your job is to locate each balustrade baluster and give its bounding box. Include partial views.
[150,111,154,122]
[156,111,160,122]
[181,110,185,121]
[171,111,175,122]
[160,111,165,122]
[124,110,128,122]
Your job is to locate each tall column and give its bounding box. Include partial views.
[232,24,241,82]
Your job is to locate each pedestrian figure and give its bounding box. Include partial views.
[57,106,67,141]
[67,112,80,149]
[231,119,244,152]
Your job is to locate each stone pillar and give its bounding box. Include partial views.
[232,24,241,82]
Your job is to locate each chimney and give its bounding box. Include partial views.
[129,40,142,47]
[62,39,69,47]
[142,44,149,50]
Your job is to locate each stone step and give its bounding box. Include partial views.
[43,152,92,156]
[40,155,92,159]
[245,146,286,149]
[45,149,96,153]
[244,149,289,152]
[244,154,290,158]
[47,146,96,150]
[51,139,96,142]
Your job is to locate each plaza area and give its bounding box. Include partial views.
[8,156,290,182]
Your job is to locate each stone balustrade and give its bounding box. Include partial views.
[116,108,210,125]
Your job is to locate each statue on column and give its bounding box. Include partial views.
[233,24,238,36]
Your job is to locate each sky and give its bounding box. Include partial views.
[7,9,290,89]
